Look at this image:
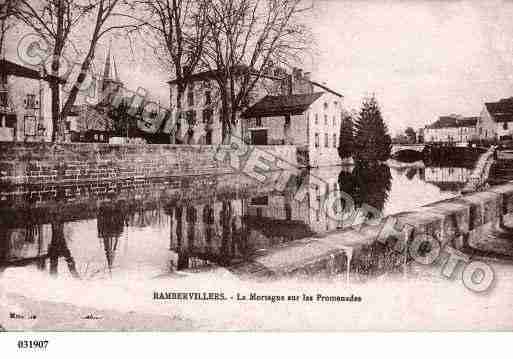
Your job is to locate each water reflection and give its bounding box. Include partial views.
[97,206,125,272]
[48,221,80,278]
[0,162,503,282]
[423,166,471,192]
[338,161,392,214]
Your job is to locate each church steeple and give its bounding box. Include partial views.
[102,41,112,93]
[99,40,123,106]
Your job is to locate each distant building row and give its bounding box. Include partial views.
[424,97,513,144]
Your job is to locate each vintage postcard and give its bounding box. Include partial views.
[1,0,513,337]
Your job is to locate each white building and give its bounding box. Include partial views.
[424,115,478,144]
[241,92,344,167]
[477,97,513,141]
[166,67,346,167]
[241,70,345,167]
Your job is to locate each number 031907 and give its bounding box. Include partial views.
[17,340,49,350]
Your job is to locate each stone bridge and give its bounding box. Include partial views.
[391,143,426,156]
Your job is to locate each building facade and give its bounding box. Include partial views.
[241,70,345,167]
[64,47,121,143]
[477,97,513,141]
[166,66,346,168]
[166,65,289,145]
[424,115,478,144]
[0,59,60,142]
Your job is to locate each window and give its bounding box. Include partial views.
[202,109,213,124]
[504,122,509,130]
[205,130,212,145]
[186,110,196,124]
[333,134,337,148]
[323,102,328,110]
[187,88,194,107]
[205,91,212,105]
[25,94,36,109]
[324,115,328,125]
[315,113,318,125]
[324,133,329,147]
[256,117,262,127]
[314,133,319,148]
[0,91,7,107]
[285,203,292,221]
[24,115,36,135]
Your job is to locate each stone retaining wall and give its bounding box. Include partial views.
[0,142,298,187]
[234,182,513,277]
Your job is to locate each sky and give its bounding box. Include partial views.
[7,0,513,135]
[308,0,513,134]
[120,0,513,135]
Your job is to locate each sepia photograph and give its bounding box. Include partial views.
[1,0,513,341]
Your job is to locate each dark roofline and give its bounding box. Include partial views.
[241,92,324,119]
[167,65,285,85]
[0,59,66,84]
[484,99,513,123]
[308,80,343,98]
[167,67,344,98]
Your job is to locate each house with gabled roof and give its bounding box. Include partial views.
[478,97,513,141]
[241,72,345,167]
[166,64,345,166]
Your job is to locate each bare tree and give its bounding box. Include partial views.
[15,0,136,141]
[203,0,312,142]
[128,0,209,141]
[0,0,18,57]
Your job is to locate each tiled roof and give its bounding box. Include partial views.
[426,116,478,129]
[485,98,513,123]
[241,92,324,118]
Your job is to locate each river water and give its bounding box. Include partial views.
[0,161,474,280]
[3,160,513,330]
